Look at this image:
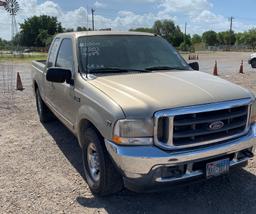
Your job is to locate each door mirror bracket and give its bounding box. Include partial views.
[189,62,199,71]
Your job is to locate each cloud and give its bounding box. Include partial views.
[159,0,212,15]
[0,0,253,40]
[94,1,106,8]
[0,0,173,40]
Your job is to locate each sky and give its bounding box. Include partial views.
[0,0,256,40]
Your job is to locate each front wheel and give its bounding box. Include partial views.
[82,128,123,196]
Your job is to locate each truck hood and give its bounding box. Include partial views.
[89,70,252,118]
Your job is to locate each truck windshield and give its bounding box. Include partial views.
[78,35,190,74]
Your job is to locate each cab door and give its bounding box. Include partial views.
[44,37,61,106]
[47,38,77,129]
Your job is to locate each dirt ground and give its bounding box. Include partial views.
[1,52,256,214]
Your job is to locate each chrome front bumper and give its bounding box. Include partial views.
[105,124,256,186]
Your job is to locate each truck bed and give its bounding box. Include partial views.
[32,60,46,73]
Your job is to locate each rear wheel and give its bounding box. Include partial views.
[251,58,256,68]
[82,128,123,196]
[35,89,54,123]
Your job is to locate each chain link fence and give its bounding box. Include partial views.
[0,63,31,109]
[0,63,16,108]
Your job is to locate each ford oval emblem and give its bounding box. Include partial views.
[209,121,224,130]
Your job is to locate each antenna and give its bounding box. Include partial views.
[85,4,89,77]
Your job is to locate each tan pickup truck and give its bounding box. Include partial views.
[32,31,256,196]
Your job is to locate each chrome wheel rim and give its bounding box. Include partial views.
[87,143,100,182]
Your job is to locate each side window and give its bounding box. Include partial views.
[48,38,61,67]
[55,39,74,71]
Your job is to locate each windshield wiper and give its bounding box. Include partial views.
[145,66,185,71]
[89,67,149,74]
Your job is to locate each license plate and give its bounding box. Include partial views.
[206,158,230,179]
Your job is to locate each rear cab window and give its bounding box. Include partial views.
[47,38,61,68]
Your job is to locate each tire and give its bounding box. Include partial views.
[82,128,123,196]
[35,88,54,123]
[251,59,256,68]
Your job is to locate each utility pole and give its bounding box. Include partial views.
[184,22,187,36]
[91,8,95,30]
[184,22,187,43]
[229,16,234,48]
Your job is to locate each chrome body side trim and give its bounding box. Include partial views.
[154,98,254,150]
[105,123,256,177]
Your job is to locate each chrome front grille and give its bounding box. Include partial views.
[154,98,252,150]
[173,106,248,146]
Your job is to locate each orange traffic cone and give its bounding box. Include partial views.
[16,72,24,91]
[239,60,244,74]
[213,61,218,76]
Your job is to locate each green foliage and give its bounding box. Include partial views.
[130,27,154,33]
[3,16,256,51]
[191,34,202,45]
[179,35,193,51]
[153,20,184,47]
[235,32,246,45]
[202,30,218,46]
[217,31,236,45]
[242,29,256,50]
[76,26,90,31]
[130,20,185,47]
[64,28,74,32]
[0,38,11,50]
[19,15,63,47]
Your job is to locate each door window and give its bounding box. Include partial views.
[55,38,74,71]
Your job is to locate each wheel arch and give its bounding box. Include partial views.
[77,118,104,148]
[251,58,256,68]
[33,80,38,93]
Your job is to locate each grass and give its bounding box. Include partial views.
[0,53,47,63]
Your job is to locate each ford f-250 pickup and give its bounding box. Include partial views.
[32,31,256,196]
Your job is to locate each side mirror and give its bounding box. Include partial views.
[189,62,199,71]
[46,68,72,84]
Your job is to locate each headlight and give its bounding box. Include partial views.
[250,101,256,124]
[112,119,154,145]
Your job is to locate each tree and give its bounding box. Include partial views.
[202,30,218,46]
[243,29,256,50]
[153,20,184,47]
[19,15,63,47]
[129,27,154,33]
[64,28,74,32]
[217,31,236,45]
[129,20,187,47]
[179,34,193,51]
[77,26,89,32]
[0,38,10,50]
[191,34,202,45]
[236,32,246,45]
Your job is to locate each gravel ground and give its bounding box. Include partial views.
[1,52,256,214]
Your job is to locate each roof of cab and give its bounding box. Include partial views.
[56,31,155,38]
